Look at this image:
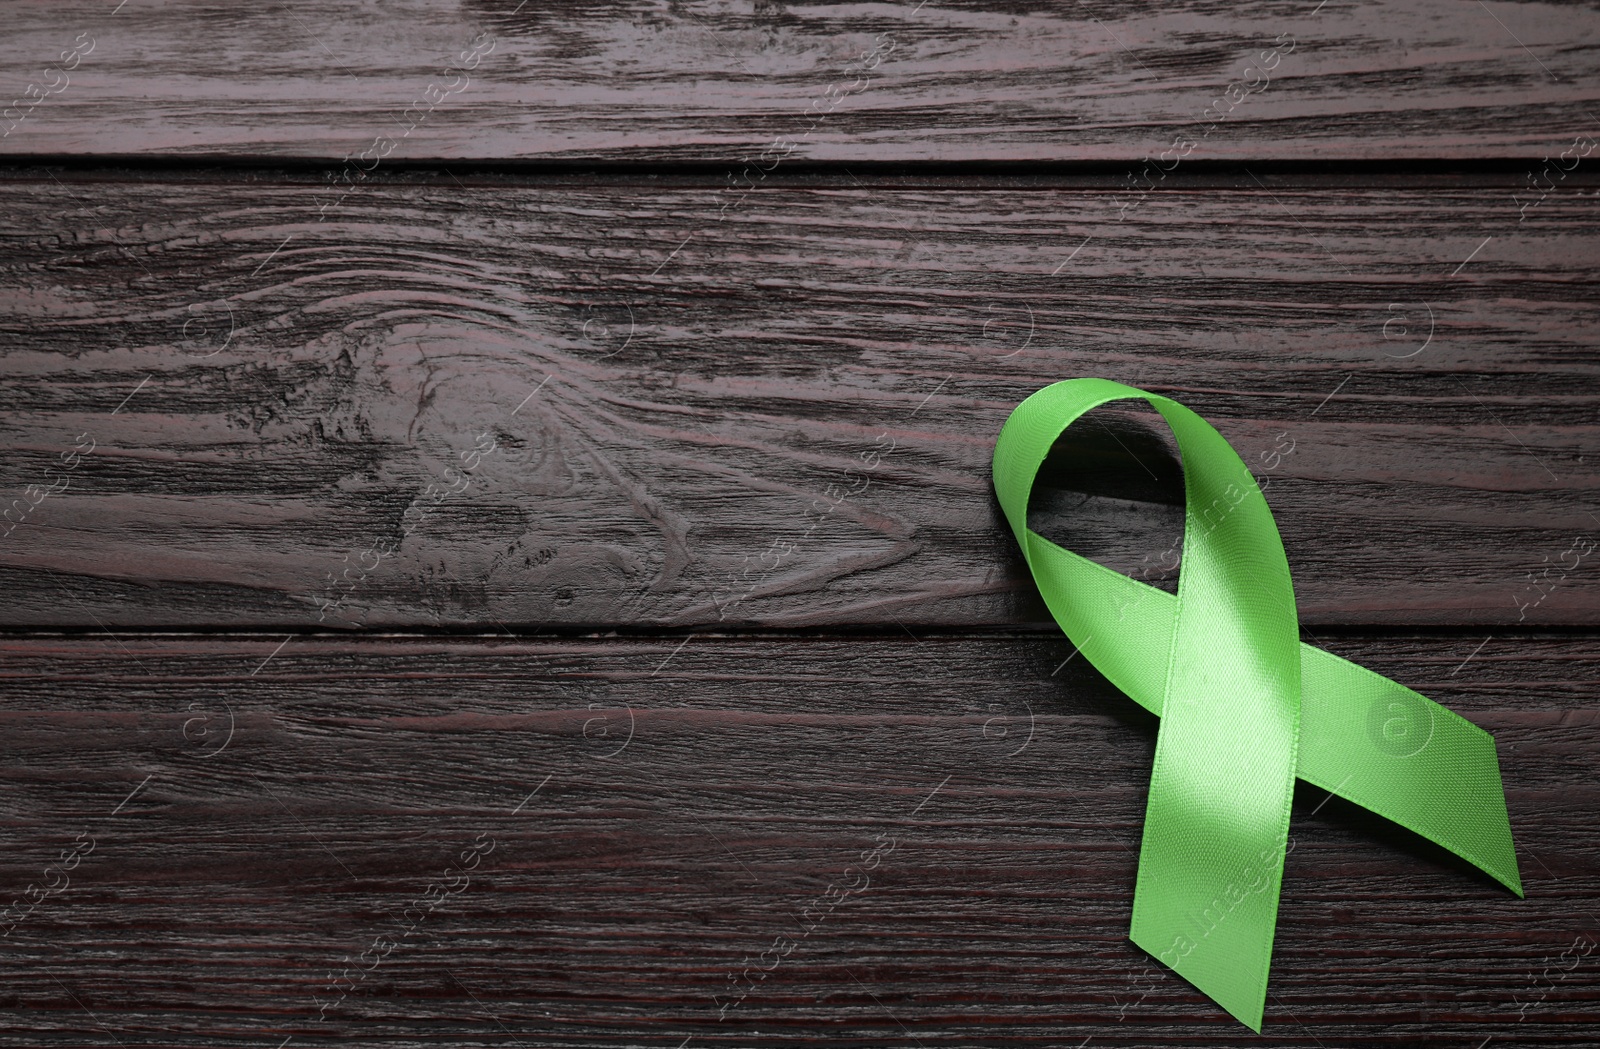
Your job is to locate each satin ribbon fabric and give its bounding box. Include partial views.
[992,378,1521,1031]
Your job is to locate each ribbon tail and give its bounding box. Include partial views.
[1298,644,1523,897]
[1125,397,1302,1033]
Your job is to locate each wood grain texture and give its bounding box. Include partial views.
[1,174,1597,629]
[0,631,1593,1047]
[2,1,1600,162]
[4,2,1597,1045]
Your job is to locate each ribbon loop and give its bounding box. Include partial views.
[993,379,1521,1031]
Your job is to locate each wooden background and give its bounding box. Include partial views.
[2,1,1598,1045]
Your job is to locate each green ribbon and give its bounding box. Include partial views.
[992,379,1522,1031]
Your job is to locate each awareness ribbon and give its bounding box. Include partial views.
[992,379,1522,1031]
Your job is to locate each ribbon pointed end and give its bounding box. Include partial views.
[1208,978,1266,1034]
[1130,928,1269,1033]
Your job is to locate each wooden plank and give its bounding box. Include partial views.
[0,631,1593,1045]
[2,1,1599,162]
[1,175,1597,629]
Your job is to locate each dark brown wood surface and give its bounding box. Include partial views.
[0,632,1594,1047]
[2,173,1597,630]
[4,2,1600,1045]
[2,1,1600,161]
